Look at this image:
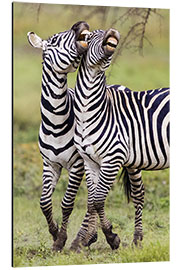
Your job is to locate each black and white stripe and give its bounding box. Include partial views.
[72,29,169,250]
[27,22,97,251]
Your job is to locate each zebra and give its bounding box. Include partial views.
[71,28,169,251]
[27,21,98,252]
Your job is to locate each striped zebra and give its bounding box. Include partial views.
[71,28,169,251]
[27,21,97,251]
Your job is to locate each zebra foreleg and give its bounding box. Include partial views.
[70,212,90,252]
[82,168,99,248]
[70,210,98,252]
[83,212,98,247]
[40,162,61,242]
[52,208,71,252]
[127,168,145,246]
[80,205,98,248]
[95,202,120,250]
[53,161,84,252]
[70,167,98,252]
[93,166,121,250]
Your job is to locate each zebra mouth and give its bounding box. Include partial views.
[72,21,90,53]
[77,29,90,49]
[103,29,120,55]
[105,37,118,51]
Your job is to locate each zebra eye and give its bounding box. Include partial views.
[52,37,58,44]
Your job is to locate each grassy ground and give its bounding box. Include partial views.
[13,3,169,267]
[13,143,169,267]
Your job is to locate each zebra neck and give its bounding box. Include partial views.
[40,62,73,131]
[75,66,107,123]
[41,62,68,108]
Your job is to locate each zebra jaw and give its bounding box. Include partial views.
[77,30,90,48]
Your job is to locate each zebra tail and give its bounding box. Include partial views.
[119,168,131,203]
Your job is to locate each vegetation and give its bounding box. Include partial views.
[13,2,169,267]
[13,143,169,267]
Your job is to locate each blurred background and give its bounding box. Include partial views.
[13,3,169,267]
[13,2,169,144]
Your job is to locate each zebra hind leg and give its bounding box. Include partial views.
[70,212,98,253]
[84,231,98,247]
[126,168,144,246]
[83,168,99,248]
[40,162,61,242]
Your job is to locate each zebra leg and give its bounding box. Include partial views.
[70,209,98,253]
[95,205,120,250]
[70,212,90,252]
[40,161,61,242]
[82,212,98,247]
[93,165,121,250]
[70,167,98,252]
[53,159,84,252]
[127,168,145,246]
[82,167,99,247]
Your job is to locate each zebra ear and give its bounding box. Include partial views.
[27,32,44,49]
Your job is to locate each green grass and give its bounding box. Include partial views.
[107,52,169,90]
[13,195,169,266]
[13,143,169,267]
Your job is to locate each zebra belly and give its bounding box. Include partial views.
[125,146,169,170]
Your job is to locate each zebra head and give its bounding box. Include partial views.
[85,28,120,74]
[27,21,90,73]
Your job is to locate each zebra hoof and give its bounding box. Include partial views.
[52,230,67,252]
[132,231,143,247]
[103,226,120,250]
[110,234,120,250]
